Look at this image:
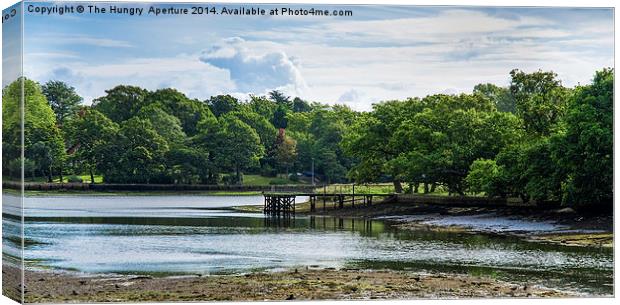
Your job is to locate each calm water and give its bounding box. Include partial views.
[1,194,613,296]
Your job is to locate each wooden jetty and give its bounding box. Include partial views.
[263,192,395,215]
[263,194,297,216]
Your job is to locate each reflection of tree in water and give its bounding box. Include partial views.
[262,215,377,237]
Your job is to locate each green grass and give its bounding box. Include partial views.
[16,174,300,186]
[311,183,480,197]
[241,174,305,186]
[313,183,395,194]
[17,174,104,184]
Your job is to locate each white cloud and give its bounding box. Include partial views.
[30,34,134,48]
[199,37,308,95]
[338,89,363,103]
[26,54,236,104]
[22,8,613,112]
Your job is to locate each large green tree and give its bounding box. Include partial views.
[104,118,169,183]
[65,108,119,183]
[212,116,264,184]
[93,85,149,123]
[3,78,67,181]
[552,68,613,208]
[391,94,520,195]
[147,88,215,136]
[510,69,569,136]
[270,129,297,177]
[41,80,83,127]
[136,104,187,145]
[473,83,516,113]
[342,98,427,192]
[207,94,240,117]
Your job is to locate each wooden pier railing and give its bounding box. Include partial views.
[262,192,395,215]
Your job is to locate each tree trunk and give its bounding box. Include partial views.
[236,165,241,185]
[430,183,436,193]
[48,166,53,183]
[413,183,419,193]
[59,167,64,184]
[90,168,95,184]
[520,193,530,203]
[393,180,403,193]
[424,183,429,194]
[455,185,465,196]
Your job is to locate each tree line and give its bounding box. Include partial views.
[343,68,612,208]
[2,68,612,208]
[3,80,354,185]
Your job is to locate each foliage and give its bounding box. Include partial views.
[67,175,83,183]
[552,68,613,208]
[272,104,289,129]
[466,159,501,195]
[510,69,569,136]
[41,80,83,126]
[292,97,312,112]
[473,83,516,113]
[211,115,264,184]
[4,68,612,210]
[270,129,297,176]
[2,78,67,181]
[65,108,119,183]
[136,104,186,145]
[93,85,149,123]
[104,118,169,183]
[146,88,214,136]
[269,90,292,108]
[389,94,520,195]
[207,94,240,117]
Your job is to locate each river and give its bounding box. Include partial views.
[1,194,613,296]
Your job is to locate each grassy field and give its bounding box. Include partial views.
[15,174,301,186]
[313,183,395,194]
[311,183,469,197]
[242,174,306,186]
[19,174,104,184]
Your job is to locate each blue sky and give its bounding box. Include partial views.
[17,2,614,110]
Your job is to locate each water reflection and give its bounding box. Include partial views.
[0,194,614,296]
[263,215,377,237]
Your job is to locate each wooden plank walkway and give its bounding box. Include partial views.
[263,192,395,215]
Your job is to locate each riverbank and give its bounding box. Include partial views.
[5,265,571,302]
[3,181,315,193]
[300,200,613,248]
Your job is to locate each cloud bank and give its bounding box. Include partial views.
[199,37,307,95]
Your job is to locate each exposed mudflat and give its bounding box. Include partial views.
[304,201,613,248]
[4,265,573,303]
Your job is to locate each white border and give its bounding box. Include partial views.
[0,1,616,305]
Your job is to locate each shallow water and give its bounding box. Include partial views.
[2,194,613,296]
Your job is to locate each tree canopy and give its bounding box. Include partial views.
[2,68,613,210]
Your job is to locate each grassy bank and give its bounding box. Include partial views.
[311,183,474,197]
[6,265,570,302]
[8,174,302,186]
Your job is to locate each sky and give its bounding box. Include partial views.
[13,2,615,111]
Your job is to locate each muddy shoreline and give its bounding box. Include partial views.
[3,264,575,303]
[4,196,612,302]
[298,201,613,248]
